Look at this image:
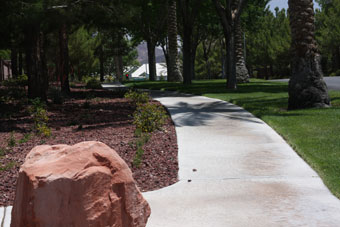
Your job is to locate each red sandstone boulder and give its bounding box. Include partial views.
[11,141,151,227]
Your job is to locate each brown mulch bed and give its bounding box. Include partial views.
[0,87,178,207]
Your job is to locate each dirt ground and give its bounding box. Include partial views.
[0,87,178,206]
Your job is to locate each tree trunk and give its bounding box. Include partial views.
[288,0,330,109]
[11,46,18,79]
[99,46,105,82]
[167,0,183,82]
[191,47,197,80]
[183,27,193,84]
[59,23,70,93]
[114,55,124,82]
[18,50,23,76]
[212,0,245,89]
[225,29,237,90]
[332,47,340,72]
[220,39,226,79]
[147,40,156,81]
[0,59,4,81]
[235,21,249,83]
[161,41,170,72]
[25,26,48,100]
[202,39,213,79]
[118,55,123,81]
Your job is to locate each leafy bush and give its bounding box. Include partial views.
[124,90,149,104]
[2,74,28,87]
[133,103,167,133]
[29,98,51,137]
[105,75,115,82]
[86,78,102,89]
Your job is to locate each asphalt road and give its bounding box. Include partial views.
[271,77,340,91]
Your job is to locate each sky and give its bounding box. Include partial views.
[269,0,320,12]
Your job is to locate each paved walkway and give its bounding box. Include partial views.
[144,91,340,227]
[271,76,340,91]
[2,90,340,226]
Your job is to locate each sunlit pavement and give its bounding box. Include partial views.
[143,91,340,227]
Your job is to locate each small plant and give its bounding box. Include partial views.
[18,133,32,144]
[39,139,46,145]
[0,147,6,156]
[86,78,102,89]
[132,132,151,168]
[7,132,16,148]
[124,90,149,104]
[0,161,17,171]
[133,103,168,133]
[29,98,51,137]
[0,95,13,104]
[133,146,144,167]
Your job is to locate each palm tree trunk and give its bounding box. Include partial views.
[288,0,330,109]
[235,21,249,83]
[167,0,183,82]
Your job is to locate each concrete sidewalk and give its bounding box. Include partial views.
[144,91,340,227]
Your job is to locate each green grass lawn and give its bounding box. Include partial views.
[126,79,340,198]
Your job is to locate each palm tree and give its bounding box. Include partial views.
[288,0,330,109]
[235,21,249,83]
[167,0,183,82]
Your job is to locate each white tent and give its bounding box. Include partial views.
[130,63,167,80]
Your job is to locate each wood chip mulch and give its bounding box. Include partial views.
[0,88,178,207]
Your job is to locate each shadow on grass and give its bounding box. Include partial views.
[127,79,288,96]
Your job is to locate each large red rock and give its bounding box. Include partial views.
[11,141,151,227]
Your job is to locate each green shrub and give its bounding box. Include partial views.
[2,74,28,87]
[0,95,12,104]
[29,98,51,137]
[105,75,115,82]
[132,132,150,168]
[0,147,6,156]
[86,78,102,89]
[18,133,31,144]
[7,132,16,148]
[124,90,149,104]
[133,103,167,133]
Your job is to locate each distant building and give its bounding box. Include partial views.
[130,63,167,81]
[0,59,12,81]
